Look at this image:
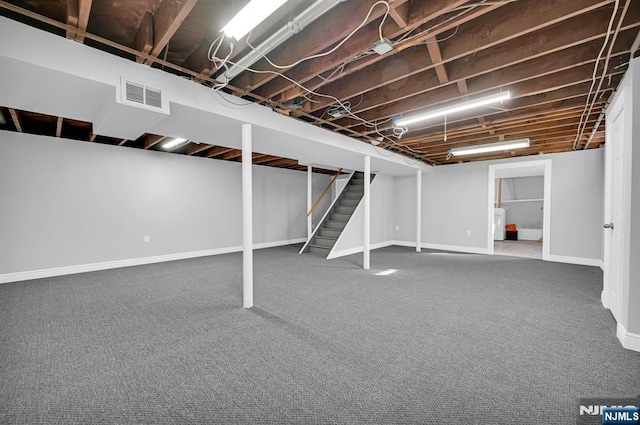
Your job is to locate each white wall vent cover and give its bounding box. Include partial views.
[119,77,169,114]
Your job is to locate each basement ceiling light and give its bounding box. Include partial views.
[221,0,289,41]
[219,0,343,82]
[394,91,511,127]
[449,138,530,156]
[162,137,187,150]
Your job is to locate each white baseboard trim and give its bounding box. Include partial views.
[392,241,490,255]
[617,323,640,352]
[327,241,394,259]
[391,240,417,248]
[420,243,491,255]
[601,291,610,309]
[546,254,603,268]
[0,238,306,284]
[391,240,490,255]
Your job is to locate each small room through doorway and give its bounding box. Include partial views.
[488,161,551,260]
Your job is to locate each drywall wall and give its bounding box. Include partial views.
[549,149,604,261]
[500,177,544,232]
[328,174,395,258]
[394,149,604,261]
[393,175,418,245]
[0,131,331,278]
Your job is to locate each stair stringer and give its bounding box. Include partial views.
[298,171,356,254]
[327,174,387,259]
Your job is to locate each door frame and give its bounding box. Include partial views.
[602,90,627,316]
[487,160,552,261]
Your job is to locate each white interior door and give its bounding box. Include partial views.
[604,96,625,321]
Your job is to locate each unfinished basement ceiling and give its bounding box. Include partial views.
[1,0,639,166]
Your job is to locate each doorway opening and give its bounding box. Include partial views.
[488,160,551,260]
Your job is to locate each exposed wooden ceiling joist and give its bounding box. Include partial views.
[143,0,198,66]
[2,0,638,165]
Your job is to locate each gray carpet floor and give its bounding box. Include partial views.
[1,245,639,424]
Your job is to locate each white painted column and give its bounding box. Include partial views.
[416,169,422,252]
[307,165,313,239]
[364,156,371,270]
[242,124,253,308]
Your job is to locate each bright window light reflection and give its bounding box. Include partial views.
[375,269,398,276]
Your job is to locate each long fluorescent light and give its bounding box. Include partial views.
[222,0,289,41]
[394,91,511,127]
[162,137,187,150]
[450,138,530,156]
[219,0,343,82]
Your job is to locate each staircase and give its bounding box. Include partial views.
[300,171,373,257]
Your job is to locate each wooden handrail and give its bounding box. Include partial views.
[307,168,343,217]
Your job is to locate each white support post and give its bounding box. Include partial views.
[364,156,371,270]
[242,124,253,309]
[416,169,422,252]
[307,165,313,239]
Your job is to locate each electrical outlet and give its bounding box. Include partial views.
[466,230,471,236]
[395,225,400,231]
[144,235,150,243]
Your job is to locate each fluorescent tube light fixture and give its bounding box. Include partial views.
[449,138,530,156]
[162,137,187,150]
[219,0,343,82]
[222,0,289,40]
[394,91,511,127]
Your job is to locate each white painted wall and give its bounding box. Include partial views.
[393,149,604,262]
[500,177,544,234]
[0,131,331,280]
[328,174,395,258]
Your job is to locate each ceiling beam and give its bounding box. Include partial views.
[631,28,640,55]
[388,1,410,28]
[405,110,604,151]
[89,133,97,142]
[66,0,93,43]
[228,0,411,92]
[440,0,615,65]
[258,0,477,101]
[305,1,632,116]
[135,11,154,63]
[56,117,63,137]
[425,37,448,84]
[182,39,215,75]
[457,79,468,95]
[143,134,164,149]
[118,139,128,146]
[260,158,297,167]
[354,64,624,137]
[143,0,198,66]
[221,150,242,160]
[253,155,282,164]
[75,0,92,43]
[205,147,234,158]
[8,108,22,132]
[401,94,612,143]
[66,0,78,39]
[338,35,633,131]
[187,143,212,155]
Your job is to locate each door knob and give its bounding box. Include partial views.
[604,223,614,229]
